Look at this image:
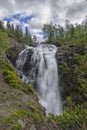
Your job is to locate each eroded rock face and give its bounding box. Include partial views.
[56,44,87,65]
[6,44,38,66]
[6,46,21,66]
[56,44,87,106]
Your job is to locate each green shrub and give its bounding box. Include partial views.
[46,105,87,130]
[57,106,87,130]
[12,107,45,122]
[0,59,14,73]
[22,83,38,101]
[12,110,30,118]
[13,122,22,130]
[29,101,45,121]
[0,30,10,55]
[0,60,22,90]
[60,53,87,105]
[0,117,13,123]
[24,84,35,93]
[3,70,22,89]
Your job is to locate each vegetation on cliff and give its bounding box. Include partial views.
[42,19,87,129]
[0,20,87,130]
[0,30,62,130]
[0,30,10,56]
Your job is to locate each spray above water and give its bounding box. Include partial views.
[16,44,62,116]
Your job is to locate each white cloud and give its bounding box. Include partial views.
[0,0,87,41]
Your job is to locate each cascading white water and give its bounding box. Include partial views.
[16,44,62,116]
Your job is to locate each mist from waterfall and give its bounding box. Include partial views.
[16,44,62,116]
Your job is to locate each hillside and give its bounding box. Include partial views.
[0,59,63,130]
[0,30,63,130]
[0,29,87,130]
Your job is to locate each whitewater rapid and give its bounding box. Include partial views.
[16,44,62,116]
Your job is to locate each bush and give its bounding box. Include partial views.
[0,30,10,55]
[47,105,87,130]
[12,110,30,118]
[57,106,87,130]
[0,60,22,89]
[0,117,13,123]
[29,101,45,121]
[3,70,22,89]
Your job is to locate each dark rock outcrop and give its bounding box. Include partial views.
[6,37,27,65]
[56,44,87,65]
[6,46,21,66]
[56,44,87,106]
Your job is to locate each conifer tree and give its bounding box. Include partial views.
[7,21,11,31]
[24,27,32,44]
[33,35,37,43]
[0,20,4,30]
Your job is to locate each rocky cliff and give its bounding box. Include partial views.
[2,42,87,130]
[56,44,87,65]
[56,44,87,107]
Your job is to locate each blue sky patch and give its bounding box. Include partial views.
[3,13,34,24]
[3,17,12,22]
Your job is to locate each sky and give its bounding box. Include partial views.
[0,0,87,41]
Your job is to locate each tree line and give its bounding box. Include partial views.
[42,16,87,44]
[0,20,37,44]
[1,16,87,45]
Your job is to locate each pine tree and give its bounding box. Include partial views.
[33,35,37,43]
[70,24,75,37]
[24,27,32,44]
[7,21,11,31]
[15,25,21,39]
[0,20,4,30]
[11,23,15,34]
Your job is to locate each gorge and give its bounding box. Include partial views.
[16,44,63,116]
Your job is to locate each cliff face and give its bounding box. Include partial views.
[56,44,87,65]
[3,42,87,130]
[6,43,87,105]
[56,44,87,106]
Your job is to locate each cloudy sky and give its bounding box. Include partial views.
[0,0,87,41]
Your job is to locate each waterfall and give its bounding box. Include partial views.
[16,44,62,116]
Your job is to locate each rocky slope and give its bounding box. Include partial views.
[0,58,63,130]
